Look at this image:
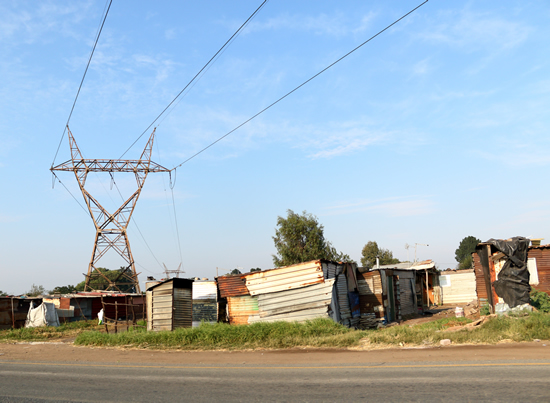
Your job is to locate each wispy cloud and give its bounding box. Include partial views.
[244,11,378,37]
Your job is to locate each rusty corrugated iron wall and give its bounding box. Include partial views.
[244,260,324,296]
[473,251,488,302]
[227,295,259,325]
[528,246,550,294]
[217,275,249,298]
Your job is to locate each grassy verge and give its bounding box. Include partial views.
[362,312,550,347]
[74,318,362,350]
[0,321,101,342]
[6,313,550,349]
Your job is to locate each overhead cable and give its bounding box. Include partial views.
[119,0,269,159]
[171,0,429,171]
[51,0,113,168]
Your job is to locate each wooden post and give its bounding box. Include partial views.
[101,296,108,334]
[130,297,136,328]
[115,301,118,334]
[11,297,15,329]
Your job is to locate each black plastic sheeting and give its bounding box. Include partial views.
[475,237,530,308]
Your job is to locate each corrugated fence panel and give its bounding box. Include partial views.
[254,279,335,322]
[337,274,351,324]
[399,277,416,317]
[193,282,218,301]
[473,252,487,300]
[244,261,324,296]
[227,295,259,325]
[440,271,477,304]
[529,248,550,294]
[173,288,192,329]
[217,275,249,298]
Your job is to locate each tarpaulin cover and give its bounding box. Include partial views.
[476,237,530,308]
[25,302,60,328]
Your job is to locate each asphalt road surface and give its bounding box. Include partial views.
[1,359,550,402]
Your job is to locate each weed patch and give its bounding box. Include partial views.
[0,321,100,342]
[75,319,361,350]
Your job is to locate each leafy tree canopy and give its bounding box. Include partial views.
[0,290,7,296]
[272,209,353,267]
[455,236,481,264]
[230,269,242,275]
[50,285,77,294]
[75,267,136,293]
[360,241,400,268]
[26,284,46,297]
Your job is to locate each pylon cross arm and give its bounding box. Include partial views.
[51,159,170,173]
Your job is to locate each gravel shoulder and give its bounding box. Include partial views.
[1,341,550,366]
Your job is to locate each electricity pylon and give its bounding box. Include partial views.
[51,127,170,293]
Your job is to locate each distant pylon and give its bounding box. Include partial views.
[163,263,183,279]
[51,127,171,293]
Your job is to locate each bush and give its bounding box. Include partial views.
[530,289,550,313]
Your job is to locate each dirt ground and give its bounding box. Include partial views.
[1,340,550,366]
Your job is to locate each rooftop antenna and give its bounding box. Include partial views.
[414,243,429,262]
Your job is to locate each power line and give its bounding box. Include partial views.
[171,0,429,171]
[51,0,113,168]
[119,0,269,159]
[51,172,89,216]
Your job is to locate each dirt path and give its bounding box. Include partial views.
[1,341,550,366]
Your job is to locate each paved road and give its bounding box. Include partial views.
[1,359,550,402]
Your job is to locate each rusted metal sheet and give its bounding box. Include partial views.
[217,275,249,298]
[244,260,324,296]
[227,295,259,325]
[0,297,42,329]
[251,279,335,323]
[528,246,550,294]
[473,251,487,300]
[439,270,477,304]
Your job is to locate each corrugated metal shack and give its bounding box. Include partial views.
[438,269,477,305]
[192,280,218,327]
[474,240,550,311]
[357,260,437,325]
[146,278,193,331]
[0,297,42,329]
[217,260,353,326]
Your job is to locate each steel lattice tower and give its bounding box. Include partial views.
[51,127,170,292]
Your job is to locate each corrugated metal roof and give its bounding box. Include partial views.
[217,275,249,298]
[192,281,217,301]
[244,260,324,296]
[253,279,335,323]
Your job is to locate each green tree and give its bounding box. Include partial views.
[26,284,46,297]
[360,241,400,268]
[75,267,137,292]
[230,269,242,275]
[272,210,352,267]
[50,285,77,294]
[0,290,7,296]
[455,236,481,269]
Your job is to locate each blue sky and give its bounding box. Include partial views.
[1,1,549,294]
